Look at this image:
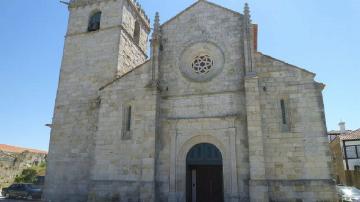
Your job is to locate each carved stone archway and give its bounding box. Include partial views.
[175,135,231,201]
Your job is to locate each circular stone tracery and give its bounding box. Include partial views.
[179,42,224,82]
[191,55,214,74]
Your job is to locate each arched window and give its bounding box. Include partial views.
[88,11,101,32]
[133,21,141,45]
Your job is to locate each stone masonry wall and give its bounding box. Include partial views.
[44,0,149,201]
[256,53,336,201]
[158,2,249,201]
[121,2,148,52]
[45,27,120,202]
[67,0,124,35]
[160,2,244,97]
[117,2,148,75]
[89,62,157,201]
[118,31,147,75]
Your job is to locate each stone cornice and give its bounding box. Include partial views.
[160,89,244,99]
[166,114,245,121]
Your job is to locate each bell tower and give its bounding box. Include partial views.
[44,0,150,201]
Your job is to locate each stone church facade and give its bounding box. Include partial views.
[44,0,336,201]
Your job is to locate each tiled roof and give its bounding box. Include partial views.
[328,130,352,135]
[340,129,360,141]
[0,144,47,154]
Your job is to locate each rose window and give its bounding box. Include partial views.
[191,55,214,74]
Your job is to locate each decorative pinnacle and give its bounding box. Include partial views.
[244,3,251,23]
[154,12,160,32]
[155,12,160,25]
[152,12,160,41]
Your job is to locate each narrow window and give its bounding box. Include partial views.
[280,99,287,124]
[88,11,101,32]
[133,21,140,45]
[126,106,132,131]
[122,104,132,140]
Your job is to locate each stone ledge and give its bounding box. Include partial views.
[166,114,244,121]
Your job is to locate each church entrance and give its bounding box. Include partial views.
[186,143,224,202]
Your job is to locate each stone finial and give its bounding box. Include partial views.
[152,12,160,38]
[244,3,251,24]
[149,12,161,86]
[154,12,160,26]
[243,2,255,74]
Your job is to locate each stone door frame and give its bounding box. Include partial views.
[169,129,239,202]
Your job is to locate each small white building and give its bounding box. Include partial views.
[339,130,360,170]
[330,128,360,187]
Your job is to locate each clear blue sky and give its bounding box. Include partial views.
[0,0,359,151]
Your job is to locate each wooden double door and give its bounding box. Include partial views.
[187,165,224,202]
[186,143,224,202]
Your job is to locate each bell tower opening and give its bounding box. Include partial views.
[186,143,224,202]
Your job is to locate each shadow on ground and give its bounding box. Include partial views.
[0,197,41,202]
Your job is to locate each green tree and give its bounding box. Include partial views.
[14,168,37,183]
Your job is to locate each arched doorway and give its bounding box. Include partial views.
[186,143,224,202]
